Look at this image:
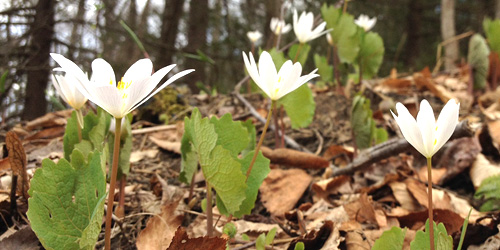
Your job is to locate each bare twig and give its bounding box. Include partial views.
[331,120,474,177]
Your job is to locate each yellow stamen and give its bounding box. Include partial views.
[434,139,437,145]
[117,77,132,91]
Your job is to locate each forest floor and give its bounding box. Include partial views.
[2,66,500,249]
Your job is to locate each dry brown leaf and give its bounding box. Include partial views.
[6,131,28,200]
[470,153,500,189]
[436,137,481,185]
[413,72,453,103]
[322,145,354,167]
[0,225,40,250]
[25,109,71,130]
[405,178,451,210]
[343,193,377,226]
[149,136,181,154]
[416,167,447,185]
[24,126,65,141]
[288,221,334,250]
[259,169,312,216]
[232,220,283,236]
[312,175,352,200]
[130,149,159,163]
[395,209,464,234]
[260,146,330,169]
[136,198,184,250]
[0,158,10,172]
[487,120,500,152]
[167,227,227,250]
[389,181,423,211]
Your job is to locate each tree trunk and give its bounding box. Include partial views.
[185,0,208,93]
[67,0,86,60]
[405,0,421,67]
[264,0,280,49]
[23,0,55,120]
[496,0,500,19]
[158,0,185,68]
[441,0,458,71]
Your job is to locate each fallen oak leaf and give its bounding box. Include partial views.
[167,227,227,250]
[5,131,28,199]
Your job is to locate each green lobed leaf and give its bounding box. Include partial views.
[358,32,385,79]
[27,149,106,250]
[351,94,373,149]
[474,174,500,211]
[210,113,250,157]
[288,43,311,65]
[223,222,237,239]
[468,34,490,89]
[314,54,333,83]
[484,18,500,54]
[267,48,287,68]
[179,111,198,183]
[373,227,407,250]
[337,30,361,63]
[108,116,133,178]
[410,220,452,250]
[241,119,257,157]
[321,4,360,63]
[279,84,316,129]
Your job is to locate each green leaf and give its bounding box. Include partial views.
[374,127,389,145]
[314,54,333,82]
[203,146,247,214]
[410,220,452,250]
[27,150,106,250]
[231,150,270,218]
[294,242,305,250]
[255,233,266,250]
[120,20,147,55]
[241,119,257,157]
[288,43,311,65]
[267,48,287,69]
[279,84,315,129]
[373,227,407,250]
[223,222,237,239]
[358,32,385,79]
[179,111,198,184]
[242,234,250,241]
[210,113,250,157]
[321,4,359,63]
[265,228,277,245]
[108,117,133,177]
[474,174,500,211]
[63,109,109,160]
[351,94,374,149]
[483,18,500,54]
[457,209,472,250]
[468,34,490,89]
[338,31,361,63]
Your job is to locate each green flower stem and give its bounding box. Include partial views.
[206,182,214,237]
[427,157,435,250]
[293,43,304,63]
[105,117,122,250]
[246,100,275,181]
[76,108,83,141]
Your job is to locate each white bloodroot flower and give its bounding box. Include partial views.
[270,18,292,35]
[293,9,328,43]
[354,14,377,32]
[242,51,319,100]
[51,68,88,110]
[247,31,263,44]
[50,53,194,119]
[391,99,460,158]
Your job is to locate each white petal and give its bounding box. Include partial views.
[277,62,302,98]
[90,85,124,118]
[50,53,88,86]
[128,69,194,113]
[416,99,436,157]
[122,59,153,83]
[51,74,70,105]
[258,51,278,95]
[392,103,427,157]
[91,58,116,86]
[433,99,460,154]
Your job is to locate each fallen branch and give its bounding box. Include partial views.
[331,120,474,177]
[261,146,329,169]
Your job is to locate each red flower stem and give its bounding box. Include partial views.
[105,117,122,250]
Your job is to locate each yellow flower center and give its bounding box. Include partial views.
[116,77,132,100]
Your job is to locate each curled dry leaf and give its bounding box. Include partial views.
[0,225,40,250]
[287,221,334,250]
[25,109,71,130]
[259,169,313,216]
[136,198,184,250]
[167,227,227,250]
[470,153,500,189]
[312,175,352,200]
[149,136,181,154]
[5,131,28,200]
[260,146,330,169]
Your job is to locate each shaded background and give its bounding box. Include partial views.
[0,0,497,122]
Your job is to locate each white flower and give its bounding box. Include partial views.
[293,9,328,43]
[270,18,292,35]
[51,68,88,110]
[354,14,377,32]
[247,31,262,44]
[391,99,460,158]
[50,53,194,118]
[326,33,333,46]
[242,51,319,100]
